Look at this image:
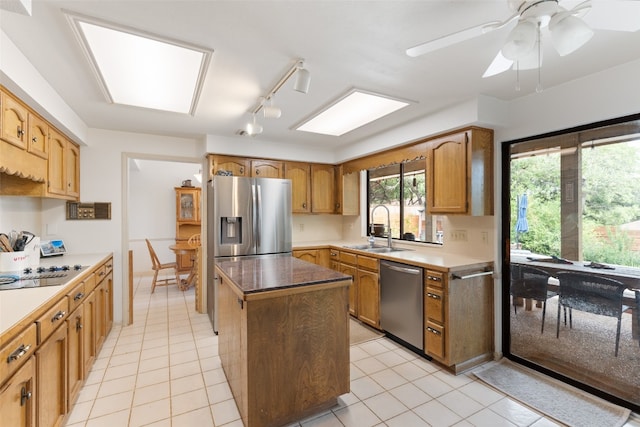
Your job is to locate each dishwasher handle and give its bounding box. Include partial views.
[381,261,422,275]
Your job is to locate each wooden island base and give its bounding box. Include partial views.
[216,261,351,427]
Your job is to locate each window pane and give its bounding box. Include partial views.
[402,162,426,241]
[369,164,400,239]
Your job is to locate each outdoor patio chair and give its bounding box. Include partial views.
[555,271,629,357]
[510,264,557,333]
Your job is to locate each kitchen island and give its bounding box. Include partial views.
[215,254,351,427]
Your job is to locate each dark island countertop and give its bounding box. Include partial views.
[215,254,351,297]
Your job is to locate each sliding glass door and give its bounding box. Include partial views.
[503,115,640,412]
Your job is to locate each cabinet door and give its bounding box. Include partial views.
[357,270,380,328]
[285,162,311,213]
[340,170,360,216]
[36,325,67,427]
[0,356,36,427]
[66,142,80,199]
[95,282,105,353]
[176,188,201,223]
[428,132,467,213]
[212,155,249,177]
[67,306,84,407]
[47,129,67,197]
[251,160,283,178]
[292,249,317,264]
[1,92,28,149]
[82,291,96,376]
[340,263,358,317]
[311,164,336,213]
[103,272,113,336]
[27,113,48,159]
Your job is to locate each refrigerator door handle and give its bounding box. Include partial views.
[255,183,261,248]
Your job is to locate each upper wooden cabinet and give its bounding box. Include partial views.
[210,155,249,177]
[27,113,48,160]
[209,155,283,179]
[338,166,359,216]
[284,162,311,213]
[427,127,493,216]
[47,129,80,200]
[311,163,337,213]
[1,91,28,149]
[250,159,283,178]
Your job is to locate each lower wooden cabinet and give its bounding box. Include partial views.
[423,267,494,373]
[0,356,36,427]
[36,324,68,427]
[0,255,114,427]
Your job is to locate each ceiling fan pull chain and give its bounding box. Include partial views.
[536,21,543,93]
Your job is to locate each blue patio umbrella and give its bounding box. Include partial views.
[515,193,529,246]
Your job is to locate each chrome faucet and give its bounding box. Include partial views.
[370,204,392,248]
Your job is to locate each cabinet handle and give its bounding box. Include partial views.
[426,292,441,300]
[240,167,244,174]
[32,136,37,143]
[51,310,66,322]
[74,292,85,301]
[99,271,105,277]
[76,316,83,332]
[427,275,441,282]
[302,202,307,209]
[7,344,31,363]
[330,252,337,257]
[17,126,25,137]
[21,387,32,406]
[237,297,243,309]
[426,327,441,336]
[255,169,260,175]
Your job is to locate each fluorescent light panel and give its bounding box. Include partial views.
[66,12,211,114]
[296,90,410,136]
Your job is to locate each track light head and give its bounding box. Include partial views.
[294,66,311,94]
[245,114,263,136]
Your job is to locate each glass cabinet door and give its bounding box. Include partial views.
[177,189,199,222]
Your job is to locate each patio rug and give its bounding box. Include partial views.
[350,318,384,345]
[474,359,631,427]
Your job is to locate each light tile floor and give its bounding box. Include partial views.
[63,275,640,427]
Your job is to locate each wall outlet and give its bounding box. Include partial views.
[481,231,489,245]
[450,229,468,241]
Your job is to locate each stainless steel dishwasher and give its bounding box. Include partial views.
[380,260,424,350]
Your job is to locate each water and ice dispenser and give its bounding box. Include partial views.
[220,217,242,245]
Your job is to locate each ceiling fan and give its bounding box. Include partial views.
[406,0,640,81]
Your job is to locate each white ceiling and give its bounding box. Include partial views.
[1,0,640,151]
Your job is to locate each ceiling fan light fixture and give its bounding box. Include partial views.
[502,19,537,60]
[549,12,594,56]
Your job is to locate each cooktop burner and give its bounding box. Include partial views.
[0,265,88,291]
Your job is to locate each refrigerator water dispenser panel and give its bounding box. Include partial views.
[220,217,242,244]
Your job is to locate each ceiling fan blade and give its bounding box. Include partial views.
[483,51,514,78]
[405,14,518,58]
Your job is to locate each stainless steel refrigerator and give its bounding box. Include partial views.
[206,175,292,331]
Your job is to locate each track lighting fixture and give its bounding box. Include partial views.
[241,58,310,136]
[293,64,311,94]
[245,113,263,136]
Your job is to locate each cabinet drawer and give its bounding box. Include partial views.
[0,323,37,384]
[357,255,378,272]
[103,258,114,276]
[339,251,357,266]
[94,263,107,284]
[425,286,444,323]
[83,272,97,294]
[426,271,445,288]
[67,281,86,313]
[425,321,445,359]
[37,297,68,344]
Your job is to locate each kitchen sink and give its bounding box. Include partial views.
[343,244,412,253]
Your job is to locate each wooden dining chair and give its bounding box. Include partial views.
[145,239,181,293]
[555,271,629,356]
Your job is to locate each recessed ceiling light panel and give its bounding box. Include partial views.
[296,90,411,136]
[65,10,212,115]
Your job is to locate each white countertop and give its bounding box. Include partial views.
[293,240,494,271]
[0,253,111,336]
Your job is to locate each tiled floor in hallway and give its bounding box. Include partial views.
[63,274,639,427]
